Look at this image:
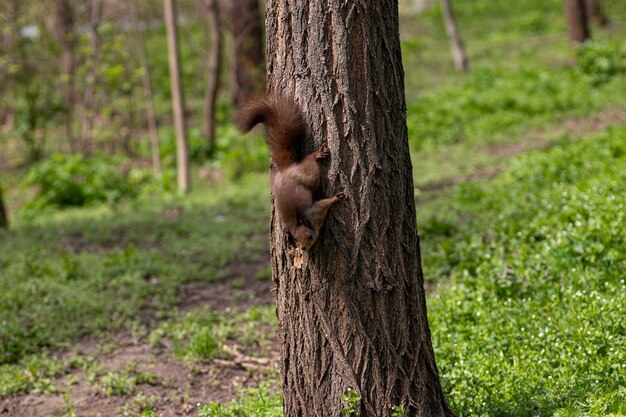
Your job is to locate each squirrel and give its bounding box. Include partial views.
[234,95,344,251]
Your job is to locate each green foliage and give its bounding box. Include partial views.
[341,388,362,416]
[97,363,158,397]
[0,318,47,365]
[197,383,282,417]
[22,153,158,209]
[216,125,270,181]
[149,305,276,363]
[0,176,270,372]
[391,403,406,417]
[0,354,69,396]
[406,67,625,150]
[576,41,626,85]
[419,126,626,416]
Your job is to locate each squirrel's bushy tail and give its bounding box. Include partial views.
[234,95,303,170]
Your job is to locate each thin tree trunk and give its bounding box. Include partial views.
[55,0,78,151]
[0,183,8,230]
[565,0,591,44]
[0,0,20,105]
[80,0,103,155]
[266,1,455,416]
[128,0,162,175]
[440,0,469,72]
[584,0,608,27]
[164,0,190,193]
[223,0,264,106]
[120,42,138,158]
[203,0,222,152]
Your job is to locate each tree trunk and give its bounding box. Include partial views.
[164,0,190,193]
[0,183,8,230]
[129,0,162,175]
[440,0,469,72]
[203,0,223,152]
[55,0,78,151]
[565,0,591,43]
[80,0,103,155]
[223,0,264,106]
[0,0,20,107]
[583,0,608,27]
[265,1,455,416]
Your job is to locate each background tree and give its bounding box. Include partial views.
[164,0,190,192]
[222,0,264,106]
[265,1,455,416]
[441,0,469,72]
[79,0,103,154]
[203,0,223,151]
[55,0,78,150]
[0,183,7,230]
[565,0,591,44]
[129,0,162,175]
[584,0,608,27]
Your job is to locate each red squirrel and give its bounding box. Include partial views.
[234,95,344,250]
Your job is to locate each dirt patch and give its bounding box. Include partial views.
[178,252,274,313]
[0,333,280,417]
[0,253,278,417]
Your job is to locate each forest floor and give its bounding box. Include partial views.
[2,104,626,417]
[1,258,278,417]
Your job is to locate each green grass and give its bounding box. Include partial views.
[407,65,626,152]
[197,382,282,417]
[190,123,626,417]
[0,174,270,367]
[400,0,626,95]
[420,126,626,416]
[1,0,625,412]
[148,305,277,363]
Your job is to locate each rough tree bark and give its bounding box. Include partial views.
[129,0,162,175]
[164,0,190,192]
[55,0,78,151]
[565,0,591,43]
[203,0,222,151]
[440,0,469,72]
[80,0,103,154]
[222,0,264,106]
[0,183,7,230]
[265,1,455,416]
[583,0,608,27]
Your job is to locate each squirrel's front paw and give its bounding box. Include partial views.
[316,144,330,160]
[334,191,346,201]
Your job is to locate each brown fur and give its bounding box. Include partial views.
[234,95,344,250]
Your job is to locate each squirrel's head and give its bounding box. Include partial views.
[294,225,317,251]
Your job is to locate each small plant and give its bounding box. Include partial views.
[99,371,136,396]
[139,409,160,417]
[62,388,76,417]
[118,392,159,417]
[391,403,406,417]
[576,41,626,85]
[197,382,281,417]
[341,388,361,416]
[188,330,219,360]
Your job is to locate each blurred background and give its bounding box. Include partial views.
[0,0,625,416]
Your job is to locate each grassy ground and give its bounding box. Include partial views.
[1,1,625,416]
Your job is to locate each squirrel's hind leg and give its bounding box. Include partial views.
[309,192,345,234]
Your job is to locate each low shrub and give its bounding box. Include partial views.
[22,153,159,210]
